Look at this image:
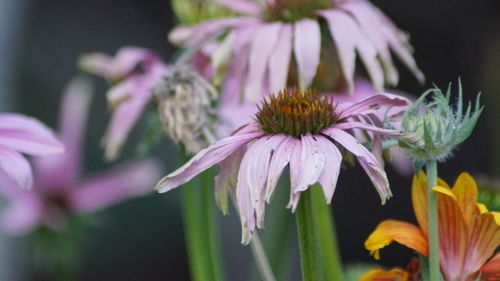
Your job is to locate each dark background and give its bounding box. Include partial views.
[2,0,499,280]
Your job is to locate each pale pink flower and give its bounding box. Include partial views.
[156,89,409,244]
[0,114,63,191]
[0,78,162,234]
[170,0,424,103]
[79,47,170,160]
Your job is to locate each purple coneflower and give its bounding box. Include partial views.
[156,88,409,243]
[171,0,424,102]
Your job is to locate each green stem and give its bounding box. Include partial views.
[296,189,318,281]
[425,160,440,281]
[180,157,226,281]
[250,233,277,281]
[296,185,344,281]
[310,185,343,281]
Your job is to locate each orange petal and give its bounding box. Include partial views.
[481,253,500,281]
[434,186,471,281]
[365,220,428,260]
[466,212,500,278]
[452,172,482,224]
[412,171,450,236]
[358,268,410,281]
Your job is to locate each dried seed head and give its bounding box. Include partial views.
[153,65,218,154]
[256,88,337,138]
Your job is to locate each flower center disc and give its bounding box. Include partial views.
[266,0,332,22]
[256,88,337,138]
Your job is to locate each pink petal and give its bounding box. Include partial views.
[214,147,246,214]
[338,93,410,119]
[34,77,93,189]
[1,196,43,234]
[244,23,283,102]
[0,146,33,190]
[293,19,321,88]
[168,25,195,46]
[236,145,255,245]
[187,18,261,45]
[288,135,325,211]
[0,114,64,156]
[69,158,162,213]
[265,135,295,202]
[333,122,401,137]
[268,24,293,93]
[324,128,391,203]
[316,136,342,204]
[156,130,263,193]
[389,147,413,176]
[216,0,263,15]
[78,53,114,78]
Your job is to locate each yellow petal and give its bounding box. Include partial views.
[493,212,500,226]
[365,220,428,260]
[477,203,488,214]
[358,268,409,281]
[466,212,500,275]
[451,172,482,223]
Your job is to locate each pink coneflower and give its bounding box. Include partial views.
[170,0,424,102]
[0,78,162,234]
[0,114,63,190]
[156,88,409,243]
[80,47,169,160]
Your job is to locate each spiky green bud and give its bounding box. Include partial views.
[400,80,483,162]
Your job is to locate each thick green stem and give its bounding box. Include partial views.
[425,160,440,281]
[180,164,226,281]
[296,189,318,281]
[296,185,344,281]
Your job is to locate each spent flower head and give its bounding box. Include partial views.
[400,81,483,162]
[153,64,219,154]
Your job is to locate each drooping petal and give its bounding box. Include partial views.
[216,0,263,15]
[338,93,410,119]
[288,135,325,211]
[324,128,390,203]
[69,159,162,213]
[0,114,64,156]
[214,146,246,214]
[333,122,401,137]
[236,145,255,245]
[316,136,342,204]
[365,219,428,260]
[1,196,43,234]
[268,24,292,93]
[264,135,295,202]
[293,19,321,88]
[187,18,261,45]
[244,23,282,102]
[156,129,263,193]
[0,147,33,190]
[34,77,93,190]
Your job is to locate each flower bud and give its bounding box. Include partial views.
[400,81,483,161]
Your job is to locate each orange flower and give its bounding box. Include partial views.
[363,172,500,281]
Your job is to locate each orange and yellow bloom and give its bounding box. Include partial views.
[361,172,500,281]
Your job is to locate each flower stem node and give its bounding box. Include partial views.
[400,81,483,162]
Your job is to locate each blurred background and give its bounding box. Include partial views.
[1,0,499,280]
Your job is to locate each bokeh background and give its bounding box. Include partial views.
[1,0,499,280]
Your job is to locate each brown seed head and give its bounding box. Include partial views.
[256,88,337,138]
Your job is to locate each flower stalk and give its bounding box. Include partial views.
[425,160,440,281]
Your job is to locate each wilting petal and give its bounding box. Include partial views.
[333,122,401,137]
[156,130,263,193]
[245,23,282,102]
[316,136,342,204]
[34,77,93,189]
[268,24,292,93]
[216,0,263,15]
[365,219,428,260]
[214,147,246,214]
[236,146,254,245]
[433,185,469,281]
[324,128,390,203]
[265,135,295,202]
[359,267,410,281]
[0,114,64,156]
[481,253,500,281]
[0,147,33,190]
[293,19,321,88]
[187,18,260,45]
[69,159,162,213]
